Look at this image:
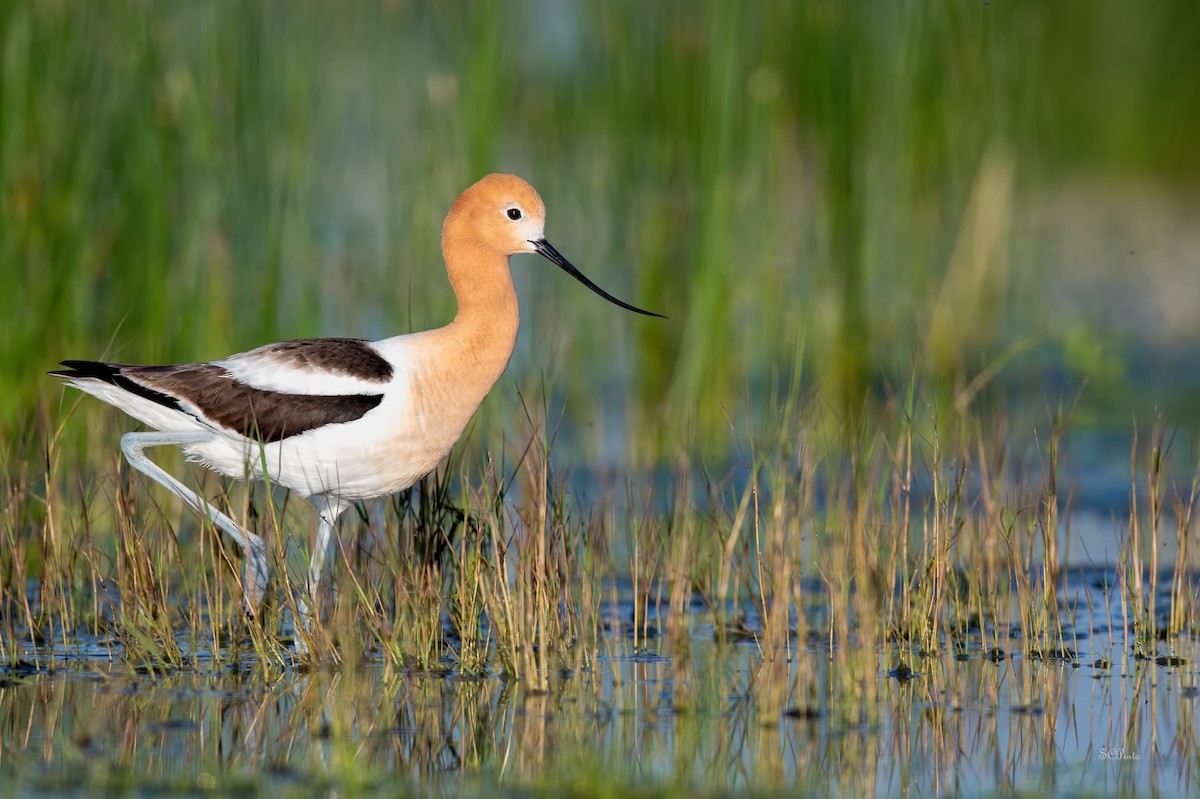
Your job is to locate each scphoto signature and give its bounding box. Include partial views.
[1098,747,1141,761]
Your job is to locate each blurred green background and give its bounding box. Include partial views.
[3,0,1199,470]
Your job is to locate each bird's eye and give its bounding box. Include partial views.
[507,208,522,221]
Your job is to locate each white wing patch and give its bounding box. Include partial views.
[217,340,395,396]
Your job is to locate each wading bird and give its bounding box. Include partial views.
[53,174,662,646]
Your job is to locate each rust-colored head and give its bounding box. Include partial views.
[442,174,665,318]
[443,173,547,257]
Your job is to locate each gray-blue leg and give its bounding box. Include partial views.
[295,499,346,653]
[119,431,268,615]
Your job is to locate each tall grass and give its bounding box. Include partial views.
[9,368,1195,678]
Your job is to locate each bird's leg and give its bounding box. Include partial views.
[119,431,269,616]
[294,501,345,652]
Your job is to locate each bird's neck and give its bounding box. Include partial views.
[442,236,521,383]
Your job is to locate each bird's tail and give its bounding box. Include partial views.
[49,360,124,382]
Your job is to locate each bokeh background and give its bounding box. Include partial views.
[3,0,1199,479]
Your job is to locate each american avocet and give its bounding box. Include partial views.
[53,173,662,644]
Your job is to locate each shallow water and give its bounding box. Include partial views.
[3,577,1197,799]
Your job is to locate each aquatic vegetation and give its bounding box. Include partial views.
[2,1,1199,797]
[4,384,1199,797]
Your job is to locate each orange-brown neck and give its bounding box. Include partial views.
[440,229,521,389]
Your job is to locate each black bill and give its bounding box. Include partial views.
[532,238,666,318]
